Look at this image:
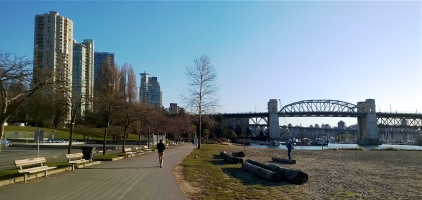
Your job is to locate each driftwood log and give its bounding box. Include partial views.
[246,159,308,184]
[241,162,280,182]
[231,151,245,157]
[272,157,296,164]
[220,151,243,164]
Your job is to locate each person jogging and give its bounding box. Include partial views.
[157,139,166,168]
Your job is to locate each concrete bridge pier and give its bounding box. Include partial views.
[357,99,379,145]
[268,99,280,140]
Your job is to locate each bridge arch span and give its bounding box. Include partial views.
[279,99,363,115]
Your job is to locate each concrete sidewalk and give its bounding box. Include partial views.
[0,144,195,200]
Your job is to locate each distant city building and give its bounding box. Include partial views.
[348,124,358,129]
[169,103,179,114]
[321,124,331,129]
[139,72,162,108]
[94,52,115,91]
[338,120,346,129]
[72,39,94,118]
[33,11,74,122]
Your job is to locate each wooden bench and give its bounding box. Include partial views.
[134,147,144,155]
[143,145,153,152]
[65,153,89,171]
[15,157,57,183]
[124,147,134,158]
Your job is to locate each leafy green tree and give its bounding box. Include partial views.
[227,130,237,141]
[234,124,242,137]
[212,114,229,138]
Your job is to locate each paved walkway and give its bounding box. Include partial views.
[0,144,195,200]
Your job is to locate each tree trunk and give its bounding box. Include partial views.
[246,159,308,184]
[220,151,243,164]
[231,151,245,157]
[147,127,150,149]
[242,162,280,182]
[138,129,141,147]
[198,112,201,149]
[272,157,296,164]
[0,122,4,153]
[122,126,127,153]
[68,120,75,154]
[103,128,107,155]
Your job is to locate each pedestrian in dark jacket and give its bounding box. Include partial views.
[157,140,166,168]
[287,140,294,160]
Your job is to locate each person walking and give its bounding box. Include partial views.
[157,139,166,168]
[287,140,294,160]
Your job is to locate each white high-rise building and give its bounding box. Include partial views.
[33,11,74,121]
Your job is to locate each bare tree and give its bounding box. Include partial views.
[0,52,52,152]
[119,64,139,151]
[64,92,85,153]
[95,57,120,155]
[183,54,219,149]
[143,105,159,148]
[25,90,52,127]
[73,125,96,140]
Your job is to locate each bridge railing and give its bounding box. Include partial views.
[377,111,420,114]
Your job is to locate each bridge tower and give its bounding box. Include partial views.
[357,99,379,145]
[268,99,280,140]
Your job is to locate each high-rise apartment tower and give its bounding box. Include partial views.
[33,11,74,121]
[72,39,94,118]
[94,52,115,92]
[139,72,162,108]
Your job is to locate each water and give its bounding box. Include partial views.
[248,143,422,151]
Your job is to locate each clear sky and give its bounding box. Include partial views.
[0,0,420,128]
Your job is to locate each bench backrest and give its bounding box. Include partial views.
[124,148,132,152]
[66,153,84,160]
[15,157,46,168]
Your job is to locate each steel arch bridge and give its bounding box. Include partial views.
[279,100,365,117]
[221,99,422,130]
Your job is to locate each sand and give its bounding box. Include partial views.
[226,146,422,199]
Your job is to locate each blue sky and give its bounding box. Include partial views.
[0,1,420,127]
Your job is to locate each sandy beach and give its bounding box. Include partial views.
[219,145,422,199]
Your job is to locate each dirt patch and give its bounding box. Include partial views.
[172,156,205,200]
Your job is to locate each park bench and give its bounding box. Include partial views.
[15,157,57,183]
[134,147,144,155]
[143,145,153,152]
[65,153,89,171]
[124,147,134,158]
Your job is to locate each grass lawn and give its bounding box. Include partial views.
[4,126,147,141]
[94,152,127,160]
[183,144,304,200]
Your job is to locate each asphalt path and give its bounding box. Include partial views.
[0,144,195,200]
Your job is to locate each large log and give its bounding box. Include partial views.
[231,151,245,157]
[220,151,243,164]
[272,157,296,164]
[241,162,280,182]
[246,159,308,184]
